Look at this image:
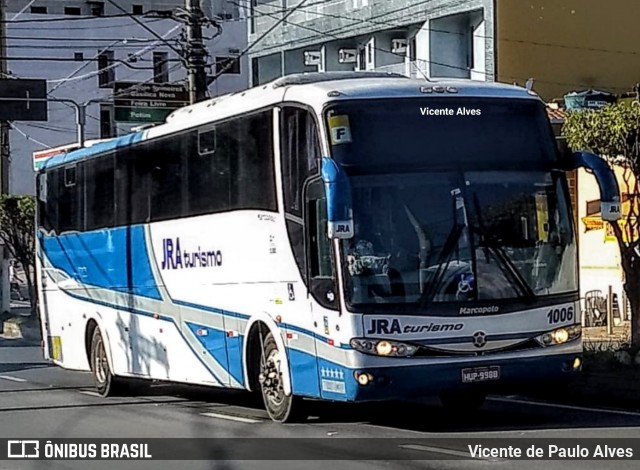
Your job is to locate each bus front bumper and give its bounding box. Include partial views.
[337,351,582,402]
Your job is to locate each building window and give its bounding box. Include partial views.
[30,6,47,14]
[132,4,143,15]
[153,52,169,83]
[89,2,105,17]
[98,50,115,88]
[74,52,84,62]
[100,106,115,139]
[64,7,82,16]
[215,57,241,75]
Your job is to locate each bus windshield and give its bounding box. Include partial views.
[324,99,577,310]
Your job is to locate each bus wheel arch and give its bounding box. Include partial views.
[244,319,306,423]
[243,317,292,396]
[84,318,124,397]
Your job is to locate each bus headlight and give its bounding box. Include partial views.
[535,325,581,347]
[350,338,418,357]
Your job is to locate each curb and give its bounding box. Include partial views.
[1,317,41,341]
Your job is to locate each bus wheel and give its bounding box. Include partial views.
[90,328,123,397]
[439,391,487,412]
[258,332,306,423]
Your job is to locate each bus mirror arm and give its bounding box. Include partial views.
[321,157,354,239]
[572,151,621,221]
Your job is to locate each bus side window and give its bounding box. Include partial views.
[280,106,321,284]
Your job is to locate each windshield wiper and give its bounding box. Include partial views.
[418,222,466,308]
[472,194,536,303]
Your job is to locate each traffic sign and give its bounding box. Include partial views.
[0,79,48,121]
[113,82,189,123]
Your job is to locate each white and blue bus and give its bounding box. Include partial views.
[36,72,621,422]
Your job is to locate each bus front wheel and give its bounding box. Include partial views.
[90,328,124,397]
[258,332,306,423]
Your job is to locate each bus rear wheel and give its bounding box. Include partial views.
[258,332,306,423]
[90,328,124,397]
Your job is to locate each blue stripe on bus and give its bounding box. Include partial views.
[40,226,162,301]
[58,288,227,385]
[287,348,321,398]
[184,322,245,387]
[42,132,145,169]
[174,299,353,350]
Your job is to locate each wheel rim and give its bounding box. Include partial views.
[94,336,108,384]
[259,348,285,407]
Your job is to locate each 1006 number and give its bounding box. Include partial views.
[547,306,574,324]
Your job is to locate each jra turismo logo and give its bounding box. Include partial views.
[160,237,223,270]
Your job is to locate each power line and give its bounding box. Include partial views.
[6,18,167,31]
[5,36,174,42]
[251,4,636,92]
[8,122,51,149]
[0,56,182,64]
[105,0,185,58]
[4,42,181,50]
[210,0,312,82]
[0,13,136,24]
[237,0,640,59]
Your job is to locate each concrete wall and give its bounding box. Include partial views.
[496,0,640,100]
[255,52,282,84]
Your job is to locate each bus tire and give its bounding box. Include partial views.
[258,331,306,423]
[90,327,124,397]
[439,391,487,412]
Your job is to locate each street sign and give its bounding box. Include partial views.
[0,79,48,121]
[113,82,189,123]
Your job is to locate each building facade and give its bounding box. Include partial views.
[249,0,494,86]
[249,0,640,101]
[4,0,248,195]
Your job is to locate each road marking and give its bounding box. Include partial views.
[79,390,101,397]
[489,396,640,417]
[398,444,499,461]
[0,375,27,382]
[200,412,261,424]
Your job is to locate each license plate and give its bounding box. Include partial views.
[461,366,500,383]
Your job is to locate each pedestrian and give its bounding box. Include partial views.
[9,260,26,301]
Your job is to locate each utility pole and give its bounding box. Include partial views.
[185,0,208,104]
[0,0,9,194]
[0,0,9,315]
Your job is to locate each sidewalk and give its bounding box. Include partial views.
[0,304,40,341]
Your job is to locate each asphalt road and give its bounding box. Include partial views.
[2,336,640,470]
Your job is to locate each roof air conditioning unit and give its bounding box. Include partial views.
[304,51,321,66]
[338,48,357,64]
[391,38,407,54]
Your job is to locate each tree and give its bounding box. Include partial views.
[563,101,640,346]
[0,196,36,314]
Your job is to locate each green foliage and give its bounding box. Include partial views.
[0,195,35,267]
[562,102,640,167]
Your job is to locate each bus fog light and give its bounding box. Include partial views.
[573,357,582,370]
[355,372,373,386]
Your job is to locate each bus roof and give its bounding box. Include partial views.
[41,73,540,171]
